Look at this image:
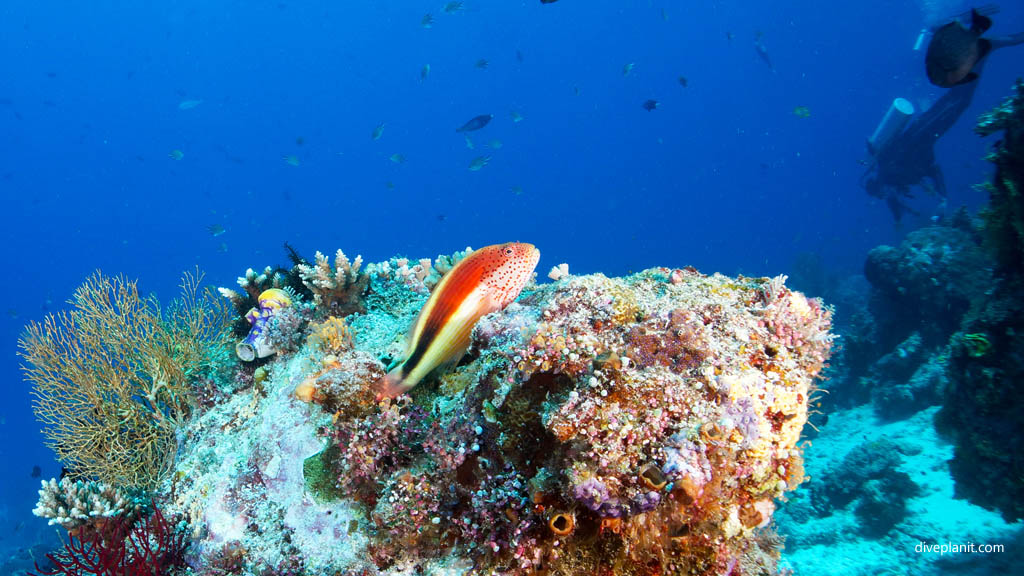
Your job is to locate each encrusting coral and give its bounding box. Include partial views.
[151,249,831,576]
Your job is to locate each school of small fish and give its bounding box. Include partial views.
[147,2,992,239]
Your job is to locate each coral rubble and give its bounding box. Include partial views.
[158,255,831,575]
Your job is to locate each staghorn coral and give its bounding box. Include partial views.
[33,477,138,533]
[19,270,231,489]
[296,249,368,314]
[149,253,830,576]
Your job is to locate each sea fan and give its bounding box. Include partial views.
[32,506,188,576]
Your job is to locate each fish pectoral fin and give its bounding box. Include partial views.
[971,9,993,34]
[955,72,980,85]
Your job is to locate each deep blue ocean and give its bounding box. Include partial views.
[2,1,1022,573]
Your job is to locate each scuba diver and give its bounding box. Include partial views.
[861,18,1024,222]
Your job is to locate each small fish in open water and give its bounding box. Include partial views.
[456,114,493,132]
[468,155,491,171]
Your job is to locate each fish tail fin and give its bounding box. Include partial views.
[376,367,412,400]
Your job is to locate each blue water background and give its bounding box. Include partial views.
[1,0,1022,554]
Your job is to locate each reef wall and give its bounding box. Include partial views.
[936,80,1024,522]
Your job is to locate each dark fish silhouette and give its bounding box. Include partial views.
[456,114,493,132]
[541,0,559,3]
[926,9,992,87]
[754,32,775,72]
[643,99,659,111]
[31,465,41,478]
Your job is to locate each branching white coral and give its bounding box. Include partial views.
[433,247,473,276]
[32,477,135,530]
[548,263,570,281]
[762,274,789,304]
[296,249,367,309]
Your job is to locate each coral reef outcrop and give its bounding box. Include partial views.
[158,254,831,575]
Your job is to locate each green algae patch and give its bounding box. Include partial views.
[304,445,344,502]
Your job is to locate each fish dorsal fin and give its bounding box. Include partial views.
[971,9,992,34]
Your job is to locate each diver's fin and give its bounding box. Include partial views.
[955,72,980,86]
[971,9,992,34]
[977,38,992,59]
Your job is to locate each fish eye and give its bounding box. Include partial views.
[504,247,513,255]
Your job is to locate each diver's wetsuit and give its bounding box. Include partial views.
[863,32,1024,221]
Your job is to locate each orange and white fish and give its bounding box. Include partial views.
[379,242,540,398]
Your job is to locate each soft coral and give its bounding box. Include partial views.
[33,506,188,576]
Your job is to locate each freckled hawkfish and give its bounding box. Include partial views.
[379,242,540,398]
